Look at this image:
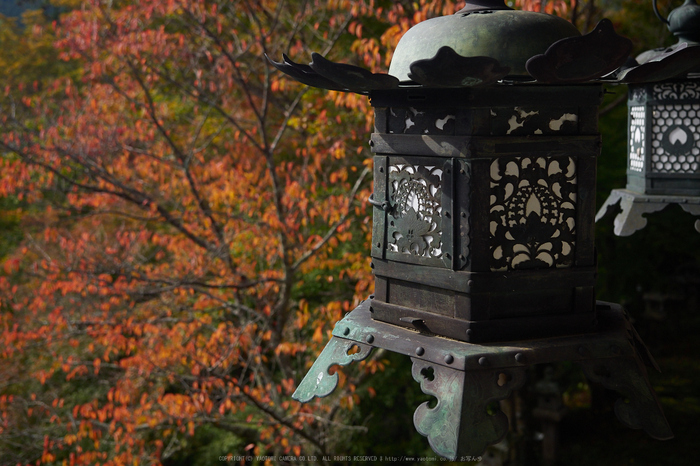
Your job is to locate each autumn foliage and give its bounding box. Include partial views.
[0,0,380,463]
[0,0,592,464]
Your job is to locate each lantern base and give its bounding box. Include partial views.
[368,297,597,344]
[596,188,700,236]
[371,259,597,343]
[292,298,673,460]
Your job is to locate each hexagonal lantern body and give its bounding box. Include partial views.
[626,79,700,196]
[368,85,602,343]
[278,1,674,459]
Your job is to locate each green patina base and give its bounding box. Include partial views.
[292,299,672,460]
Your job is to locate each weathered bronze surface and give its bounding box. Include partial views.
[280,0,676,457]
[654,0,700,43]
[292,299,673,459]
[368,84,601,342]
[292,337,373,403]
[265,54,347,91]
[407,46,510,87]
[620,42,700,83]
[455,0,512,14]
[309,52,399,92]
[526,19,632,83]
[411,358,526,459]
[388,5,580,80]
[269,1,697,91]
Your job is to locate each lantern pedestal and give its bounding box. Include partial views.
[596,188,700,235]
[292,298,673,460]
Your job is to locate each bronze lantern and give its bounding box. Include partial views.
[597,0,700,235]
[271,0,673,459]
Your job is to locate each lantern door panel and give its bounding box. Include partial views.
[372,155,456,269]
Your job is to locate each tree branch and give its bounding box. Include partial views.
[292,166,370,271]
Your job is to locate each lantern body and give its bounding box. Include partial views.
[284,2,674,457]
[627,80,700,196]
[369,85,602,342]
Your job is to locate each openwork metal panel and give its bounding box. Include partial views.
[490,107,579,136]
[387,107,456,135]
[489,156,577,272]
[386,161,444,261]
[629,106,645,172]
[370,155,454,268]
[652,82,700,100]
[650,103,700,174]
[369,86,600,342]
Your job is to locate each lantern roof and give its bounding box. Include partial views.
[620,0,700,82]
[268,0,700,94]
[388,1,581,80]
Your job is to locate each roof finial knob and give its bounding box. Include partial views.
[654,0,700,43]
[456,0,512,14]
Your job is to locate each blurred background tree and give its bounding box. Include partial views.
[1,0,380,463]
[1,1,699,465]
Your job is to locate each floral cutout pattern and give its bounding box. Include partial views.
[388,107,456,135]
[387,164,443,260]
[489,157,577,271]
[653,82,700,100]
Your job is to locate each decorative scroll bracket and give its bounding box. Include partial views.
[596,188,700,235]
[292,299,672,458]
[411,359,526,460]
[291,337,373,403]
[578,356,673,440]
